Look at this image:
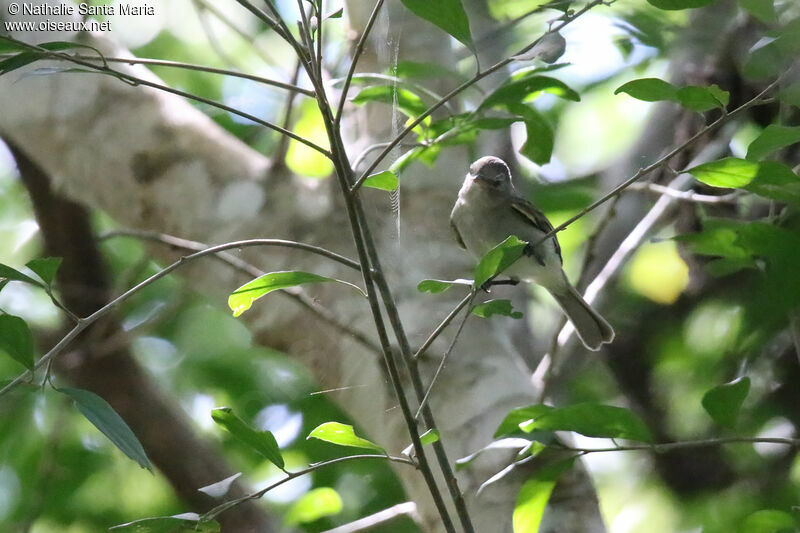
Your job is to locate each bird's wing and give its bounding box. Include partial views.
[510,197,562,264]
[449,216,467,250]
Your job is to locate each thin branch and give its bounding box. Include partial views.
[559,436,800,455]
[413,291,475,361]
[0,37,331,157]
[321,502,420,533]
[203,454,416,522]
[271,60,305,170]
[415,293,476,420]
[334,0,386,126]
[232,0,292,43]
[350,0,606,191]
[49,54,315,96]
[627,182,742,204]
[315,0,323,81]
[535,74,788,245]
[0,237,362,397]
[98,228,383,356]
[352,141,424,171]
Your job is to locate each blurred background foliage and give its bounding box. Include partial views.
[1,0,800,531]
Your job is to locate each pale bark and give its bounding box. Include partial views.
[0,2,606,530]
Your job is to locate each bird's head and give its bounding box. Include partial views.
[467,156,514,195]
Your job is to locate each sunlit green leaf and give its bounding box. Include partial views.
[481,75,580,109]
[496,403,652,442]
[474,236,527,288]
[676,85,729,111]
[110,513,219,532]
[472,299,524,319]
[746,125,800,161]
[307,422,384,452]
[229,271,364,317]
[25,257,62,286]
[59,387,153,470]
[687,157,761,188]
[351,85,428,118]
[211,407,285,469]
[420,428,440,445]
[702,377,750,428]
[646,0,715,9]
[513,459,575,533]
[0,314,34,369]
[0,263,44,287]
[738,509,798,533]
[286,487,343,524]
[614,78,678,102]
[363,170,399,191]
[417,279,472,293]
[325,7,343,19]
[399,0,476,58]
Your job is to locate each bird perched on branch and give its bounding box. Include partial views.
[450,156,614,351]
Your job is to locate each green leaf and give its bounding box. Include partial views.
[362,170,399,191]
[399,0,476,58]
[614,78,678,102]
[420,428,440,445]
[417,279,472,294]
[0,263,44,287]
[228,271,364,317]
[701,377,750,428]
[472,299,524,319]
[512,104,554,165]
[646,0,715,9]
[687,157,761,188]
[110,513,219,532]
[0,314,34,370]
[513,459,575,533]
[25,257,62,286]
[474,236,527,288]
[307,422,384,452]
[744,161,800,204]
[481,75,580,109]
[676,85,729,111]
[351,85,428,118]
[738,0,776,24]
[746,125,800,161]
[0,53,41,75]
[59,387,153,470]
[211,407,285,469]
[738,510,798,533]
[496,403,652,442]
[286,487,343,525]
[325,7,343,19]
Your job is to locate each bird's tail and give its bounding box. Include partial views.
[551,284,614,351]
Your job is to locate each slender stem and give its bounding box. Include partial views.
[335,0,386,127]
[350,0,606,191]
[272,60,305,170]
[306,61,459,531]
[0,238,361,396]
[49,54,314,96]
[535,74,787,245]
[203,454,415,522]
[413,291,474,360]
[0,37,331,157]
[232,0,292,42]
[98,229,382,356]
[414,293,476,420]
[315,0,324,81]
[560,436,800,455]
[627,182,742,204]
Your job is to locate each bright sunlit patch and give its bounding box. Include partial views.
[108,0,165,49]
[287,101,334,178]
[683,302,743,357]
[255,404,303,448]
[191,394,218,431]
[626,240,689,305]
[754,417,795,457]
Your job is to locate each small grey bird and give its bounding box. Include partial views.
[450,156,614,351]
